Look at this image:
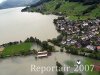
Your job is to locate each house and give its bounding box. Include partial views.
[70,40,77,44]
[96,46,100,51]
[81,35,89,40]
[60,27,65,30]
[83,22,88,26]
[61,41,66,45]
[75,43,81,48]
[88,34,93,38]
[67,38,71,42]
[86,45,95,51]
[35,51,48,58]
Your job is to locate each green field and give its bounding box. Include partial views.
[1,43,33,57]
[84,58,100,75]
[31,0,100,20]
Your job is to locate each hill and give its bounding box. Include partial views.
[22,0,100,20]
[0,0,40,9]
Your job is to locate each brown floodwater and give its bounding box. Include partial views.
[0,7,98,75]
[0,52,85,75]
[0,7,59,45]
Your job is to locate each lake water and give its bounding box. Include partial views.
[0,7,59,45]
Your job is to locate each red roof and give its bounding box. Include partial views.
[94,63,100,71]
[97,46,100,50]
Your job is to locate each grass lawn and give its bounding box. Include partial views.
[84,58,100,75]
[1,43,33,57]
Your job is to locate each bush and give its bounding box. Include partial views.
[57,71,64,75]
[60,48,64,52]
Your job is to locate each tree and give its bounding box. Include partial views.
[55,2,62,10]
[20,40,22,43]
[51,38,60,46]
[24,38,30,42]
[57,34,63,42]
[30,36,35,42]
[48,45,55,52]
[56,61,62,71]
[41,41,48,50]
[60,48,64,52]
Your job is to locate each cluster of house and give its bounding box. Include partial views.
[54,17,100,51]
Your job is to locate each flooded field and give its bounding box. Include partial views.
[0,52,85,75]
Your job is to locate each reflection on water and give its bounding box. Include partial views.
[0,7,59,45]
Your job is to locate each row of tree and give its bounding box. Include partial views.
[24,36,41,45]
[65,45,100,59]
[82,4,97,15]
[1,36,56,52]
[2,41,22,47]
[24,36,55,52]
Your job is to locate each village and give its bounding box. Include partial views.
[53,17,100,59]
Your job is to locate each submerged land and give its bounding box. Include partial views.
[0,0,100,75]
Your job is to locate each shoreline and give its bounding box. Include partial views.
[0,46,100,61]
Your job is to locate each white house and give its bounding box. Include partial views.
[36,51,48,58]
[83,23,88,26]
[86,45,95,50]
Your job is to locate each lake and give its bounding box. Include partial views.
[0,7,59,45]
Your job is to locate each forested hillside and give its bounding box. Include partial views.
[22,0,100,20]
